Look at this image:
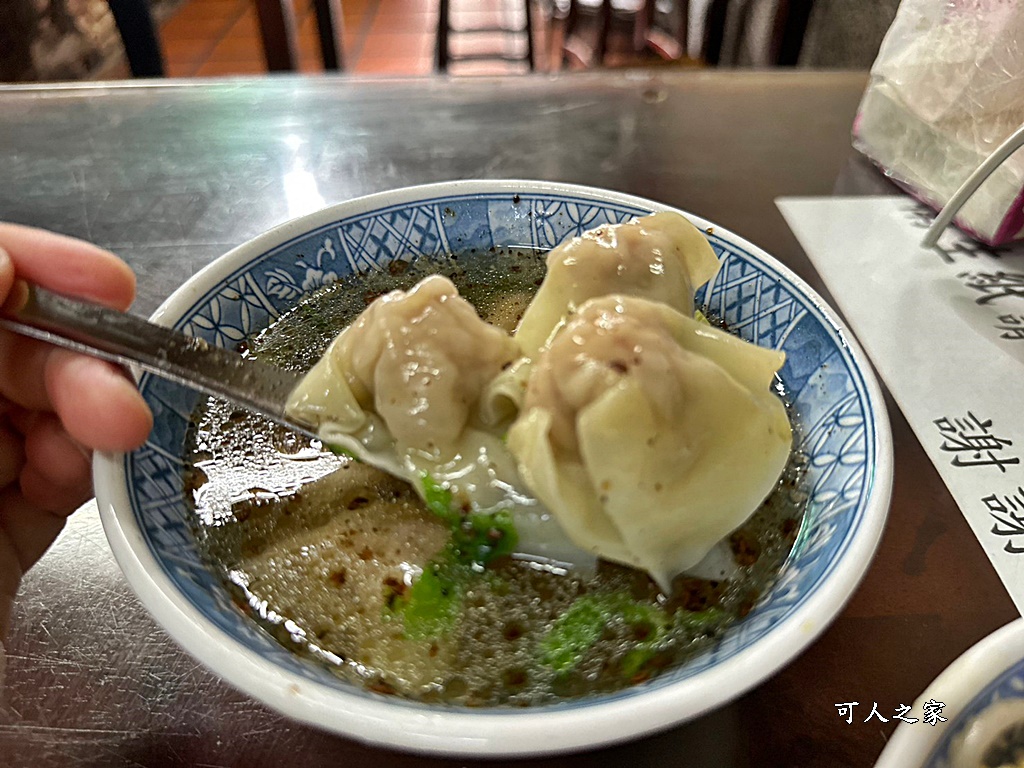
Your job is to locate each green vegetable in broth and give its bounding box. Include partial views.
[420,473,519,567]
[390,559,463,641]
[539,595,608,673]
[540,593,669,676]
[391,475,520,642]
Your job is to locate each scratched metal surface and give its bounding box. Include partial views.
[0,72,1015,768]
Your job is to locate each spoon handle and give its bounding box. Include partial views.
[0,283,309,434]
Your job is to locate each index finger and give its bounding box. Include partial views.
[0,224,135,310]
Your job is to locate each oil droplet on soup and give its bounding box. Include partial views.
[184,248,808,706]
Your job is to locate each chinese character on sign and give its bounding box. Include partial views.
[944,239,1010,261]
[983,488,1024,554]
[932,239,1010,264]
[959,271,1024,304]
[922,699,948,726]
[893,704,919,724]
[863,702,889,723]
[902,203,1008,263]
[934,413,1020,472]
[996,314,1024,340]
[835,702,859,724]
[834,701,946,726]
[902,203,935,230]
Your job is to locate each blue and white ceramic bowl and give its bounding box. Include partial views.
[875,619,1024,768]
[94,180,893,756]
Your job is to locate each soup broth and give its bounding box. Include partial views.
[184,248,808,706]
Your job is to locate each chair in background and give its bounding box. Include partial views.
[110,0,346,77]
[554,0,691,69]
[107,0,165,77]
[704,0,897,68]
[254,0,346,71]
[550,0,817,70]
[435,0,536,73]
[704,0,814,67]
[794,0,898,69]
[772,0,815,65]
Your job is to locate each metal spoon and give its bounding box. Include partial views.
[0,281,316,438]
[0,283,472,507]
[0,282,599,569]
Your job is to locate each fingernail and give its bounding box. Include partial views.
[0,247,13,308]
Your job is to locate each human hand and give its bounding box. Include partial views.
[0,224,152,637]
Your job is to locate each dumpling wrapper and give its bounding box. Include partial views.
[514,211,721,358]
[507,295,792,591]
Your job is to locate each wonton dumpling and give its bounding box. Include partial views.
[514,211,720,358]
[286,275,594,569]
[506,295,792,591]
[286,274,519,459]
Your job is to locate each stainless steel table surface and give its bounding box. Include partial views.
[0,71,1015,768]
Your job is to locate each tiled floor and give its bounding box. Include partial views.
[158,0,550,78]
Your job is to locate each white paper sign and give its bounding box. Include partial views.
[777,195,1024,613]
